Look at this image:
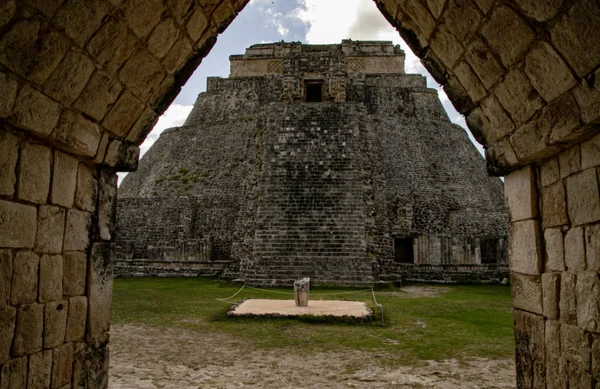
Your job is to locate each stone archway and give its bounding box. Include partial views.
[0,1,598,388]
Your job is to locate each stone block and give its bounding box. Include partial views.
[103,140,140,172]
[545,319,560,356]
[10,251,39,305]
[540,158,560,187]
[479,95,515,144]
[443,0,481,42]
[564,227,586,272]
[574,68,600,124]
[565,168,600,226]
[541,182,569,229]
[0,68,18,118]
[147,19,179,59]
[75,164,97,213]
[54,0,109,47]
[0,130,19,195]
[51,151,78,208]
[453,61,486,103]
[39,254,63,303]
[21,0,63,19]
[511,272,543,314]
[0,307,15,364]
[481,5,535,67]
[542,272,560,319]
[546,353,568,389]
[12,303,43,356]
[65,296,87,342]
[43,51,95,105]
[484,138,519,176]
[525,41,577,103]
[568,363,593,389]
[98,170,117,242]
[0,250,11,306]
[101,91,145,138]
[558,145,581,179]
[0,356,27,389]
[561,323,591,371]
[544,228,565,272]
[93,133,110,165]
[34,205,66,254]
[187,8,209,43]
[126,107,159,145]
[87,243,113,347]
[504,165,537,221]
[509,220,542,275]
[0,200,37,248]
[28,350,52,389]
[585,224,600,272]
[495,69,543,126]
[550,0,600,77]
[73,70,122,122]
[88,16,137,75]
[18,142,51,204]
[576,271,600,332]
[0,20,69,85]
[514,309,545,389]
[63,210,91,252]
[124,0,163,38]
[513,0,561,21]
[72,346,109,389]
[44,300,68,349]
[464,38,505,90]
[539,93,584,147]
[593,337,600,381]
[560,272,577,325]
[12,85,61,137]
[581,133,600,169]
[162,38,193,75]
[167,0,195,24]
[53,111,101,158]
[52,343,73,389]
[510,117,561,164]
[63,251,87,297]
[430,24,463,69]
[118,47,166,102]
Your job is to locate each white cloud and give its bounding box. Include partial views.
[117,104,193,186]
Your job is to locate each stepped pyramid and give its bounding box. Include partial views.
[116,40,508,286]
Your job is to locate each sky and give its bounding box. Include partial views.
[121,0,481,183]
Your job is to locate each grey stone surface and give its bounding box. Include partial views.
[0,131,19,196]
[34,205,65,254]
[560,271,578,325]
[63,251,87,297]
[117,41,508,286]
[51,150,78,208]
[52,342,73,389]
[0,249,12,306]
[514,309,545,389]
[12,303,43,356]
[43,300,68,349]
[17,142,51,204]
[65,296,87,342]
[27,350,52,389]
[511,272,543,315]
[10,251,39,305]
[63,209,91,251]
[0,200,37,248]
[87,243,113,347]
[0,307,16,364]
[0,356,27,389]
[39,254,63,303]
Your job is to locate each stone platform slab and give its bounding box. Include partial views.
[228,299,372,319]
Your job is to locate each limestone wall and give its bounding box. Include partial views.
[506,135,600,387]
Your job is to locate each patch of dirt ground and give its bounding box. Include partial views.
[109,324,515,389]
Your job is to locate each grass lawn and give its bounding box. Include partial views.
[111,278,514,364]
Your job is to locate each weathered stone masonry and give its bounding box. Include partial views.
[117,41,509,286]
[0,0,599,388]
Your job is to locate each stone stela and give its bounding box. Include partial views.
[294,278,310,307]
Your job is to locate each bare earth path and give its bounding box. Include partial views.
[109,324,515,389]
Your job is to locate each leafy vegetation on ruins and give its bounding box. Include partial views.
[112,278,514,364]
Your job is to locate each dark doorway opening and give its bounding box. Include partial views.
[394,237,414,263]
[305,80,323,102]
[481,239,499,264]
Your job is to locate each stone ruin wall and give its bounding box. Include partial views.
[116,43,509,285]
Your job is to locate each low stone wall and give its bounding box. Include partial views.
[114,258,235,278]
[382,264,510,284]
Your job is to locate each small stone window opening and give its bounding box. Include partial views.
[394,237,414,263]
[305,80,323,102]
